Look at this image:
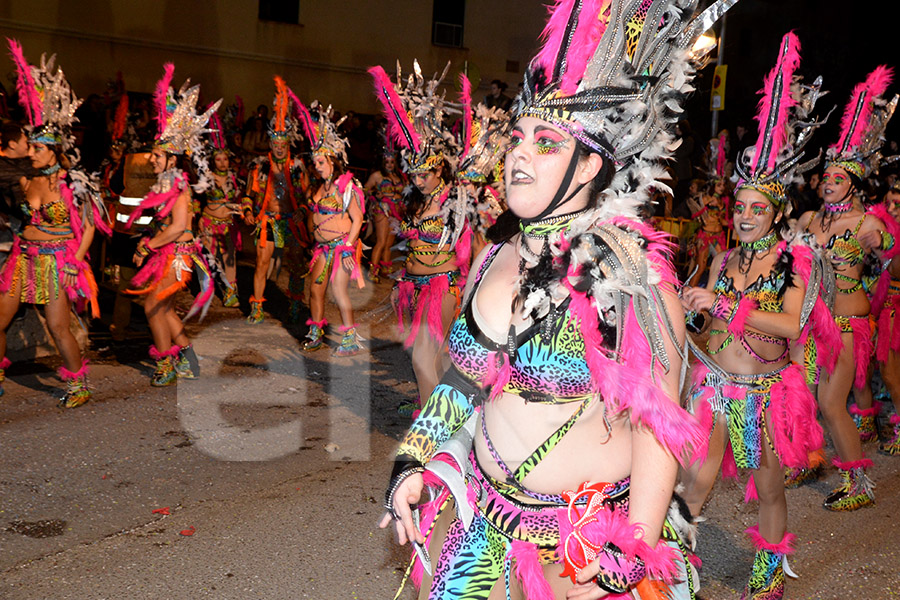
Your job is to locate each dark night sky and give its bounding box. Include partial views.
[685,0,899,154]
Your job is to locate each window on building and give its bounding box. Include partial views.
[432,0,465,48]
[259,0,300,25]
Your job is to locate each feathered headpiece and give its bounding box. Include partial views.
[208,107,228,154]
[294,99,350,163]
[512,0,740,211]
[734,32,826,211]
[826,65,897,180]
[268,76,302,142]
[456,73,511,183]
[112,91,129,148]
[8,38,81,152]
[369,60,459,174]
[153,63,221,156]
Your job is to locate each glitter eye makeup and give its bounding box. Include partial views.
[750,203,771,216]
[535,133,567,155]
[733,201,745,214]
[822,173,847,184]
[506,132,524,154]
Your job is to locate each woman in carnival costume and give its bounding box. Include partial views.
[793,66,896,509]
[0,41,111,405]
[241,77,310,325]
[455,75,511,259]
[870,183,900,454]
[679,33,837,600]
[294,99,366,355]
[364,138,406,283]
[369,61,473,414]
[379,1,737,598]
[125,64,219,387]
[686,133,731,286]
[198,109,242,309]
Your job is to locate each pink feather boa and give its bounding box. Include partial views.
[728,296,758,339]
[875,294,900,363]
[867,203,900,261]
[458,73,473,163]
[745,525,796,555]
[126,171,189,229]
[849,316,874,389]
[789,243,841,372]
[766,363,824,469]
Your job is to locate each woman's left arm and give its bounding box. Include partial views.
[74,222,95,263]
[628,287,684,545]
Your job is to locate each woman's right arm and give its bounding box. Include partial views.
[381,242,497,543]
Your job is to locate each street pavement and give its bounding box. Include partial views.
[0,272,899,599]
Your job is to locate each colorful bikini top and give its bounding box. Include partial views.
[35,197,70,227]
[205,173,238,208]
[311,188,343,216]
[708,244,793,364]
[447,243,595,403]
[823,214,867,268]
[377,176,405,199]
[402,212,447,246]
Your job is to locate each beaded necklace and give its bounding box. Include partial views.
[738,231,778,275]
[518,207,590,268]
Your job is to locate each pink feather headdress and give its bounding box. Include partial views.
[456,72,511,183]
[7,38,42,128]
[7,38,81,149]
[826,65,896,180]
[735,31,825,210]
[368,61,457,174]
[292,94,349,163]
[112,92,129,145]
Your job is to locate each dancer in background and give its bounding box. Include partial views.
[295,100,365,355]
[795,66,896,510]
[363,143,405,283]
[126,64,219,386]
[370,61,472,415]
[455,74,510,259]
[241,77,309,325]
[870,184,900,454]
[680,32,832,600]
[0,41,111,405]
[199,109,242,308]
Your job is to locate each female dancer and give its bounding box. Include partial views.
[795,66,895,510]
[126,64,218,386]
[378,0,737,597]
[456,75,510,260]
[869,185,900,453]
[370,62,472,414]
[198,111,241,308]
[0,42,110,406]
[680,32,834,600]
[363,149,405,283]
[295,101,365,355]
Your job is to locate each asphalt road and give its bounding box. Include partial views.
[1,270,898,600]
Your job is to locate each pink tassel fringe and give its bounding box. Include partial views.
[745,525,796,555]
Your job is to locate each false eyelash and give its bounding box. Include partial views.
[536,139,567,155]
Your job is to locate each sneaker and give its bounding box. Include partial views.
[303,323,325,351]
[247,301,264,324]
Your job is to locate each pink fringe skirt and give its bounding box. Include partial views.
[394,270,461,348]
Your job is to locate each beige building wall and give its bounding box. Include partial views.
[1,1,545,115]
